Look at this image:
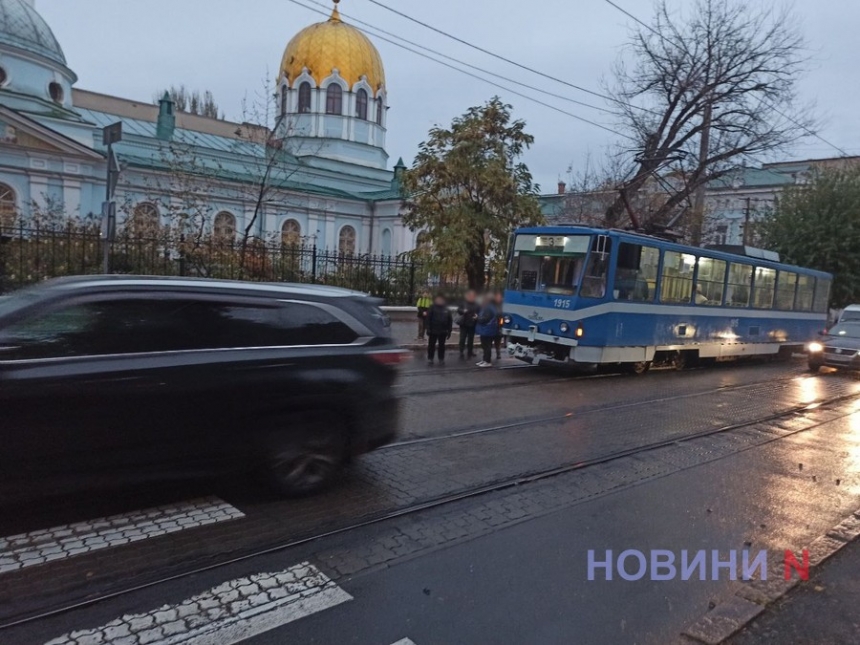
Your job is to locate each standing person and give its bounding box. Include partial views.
[493,291,505,360]
[457,289,480,360]
[416,290,431,340]
[426,293,453,365]
[475,292,499,368]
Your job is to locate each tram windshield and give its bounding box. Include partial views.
[508,234,604,296]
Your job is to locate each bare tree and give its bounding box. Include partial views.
[230,74,322,261]
[604,0,813,243]
[154,85,223,120]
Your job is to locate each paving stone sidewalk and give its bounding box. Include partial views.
[729,533,860,644]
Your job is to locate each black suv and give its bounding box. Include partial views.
[0,277,402,496]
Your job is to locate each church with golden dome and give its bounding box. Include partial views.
[0,0,413,256]
[278,0,389,171]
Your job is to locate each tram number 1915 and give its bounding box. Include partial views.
[553,298,571,309]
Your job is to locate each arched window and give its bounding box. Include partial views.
[213,211,236,241]
[326,84,343,115]
[280,86,288,116]
[381,228,392,256]
[375,97,384,125]
[0,183,16,228]
[356,88,368,120]
[298,82,312,114]
[338,225,356,255]
[129,202,160,237]
[281,219,302,247]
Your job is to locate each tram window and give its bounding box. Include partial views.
[581,237,612,298]
[726,263,753,307]
[795,274,814,311]
[508,253,584,295]
[539,255,583,295]
[614,243,658,302]
[752,267,776,309]
[775,271,798,310]
[696,257,726,306]
[660,251,696,304]
[813,278,831,313]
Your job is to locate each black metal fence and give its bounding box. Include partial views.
[0,225,464,305]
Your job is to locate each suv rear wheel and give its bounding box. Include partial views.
[263,412,347,496]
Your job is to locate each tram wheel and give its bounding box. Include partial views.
[626,361,651,375]
[673,351,697,371]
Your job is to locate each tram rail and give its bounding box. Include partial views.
[1,382,855,633]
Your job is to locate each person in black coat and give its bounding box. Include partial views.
[426,294,453,365]
[457,289,480,360]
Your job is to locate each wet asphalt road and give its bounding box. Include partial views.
[4,358,860,644]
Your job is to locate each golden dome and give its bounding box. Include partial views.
[280,0,385,91]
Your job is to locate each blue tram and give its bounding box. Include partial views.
[502,227,831,371]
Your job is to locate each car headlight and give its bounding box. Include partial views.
[559,322,570,333]
[808,342,824,353]
[503,315,512,325]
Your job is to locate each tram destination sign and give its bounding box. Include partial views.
[515,234,590,254]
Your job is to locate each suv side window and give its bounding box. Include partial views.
[0,298,359,360]
[202,302,358,348]
[0,299,203,359]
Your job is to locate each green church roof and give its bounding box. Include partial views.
[0,0,66,66]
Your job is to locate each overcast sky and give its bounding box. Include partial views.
[36,0,860,193]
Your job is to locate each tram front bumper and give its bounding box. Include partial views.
[507,341,575,367]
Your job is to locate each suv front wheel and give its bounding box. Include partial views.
[263,412,348,496]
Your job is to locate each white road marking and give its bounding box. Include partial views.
[0,497,243,574]
[390,639,418,645]
[44,562,352,645]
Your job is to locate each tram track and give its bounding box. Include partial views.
[395,369,809,440]
[1,379,855,634]
[398,359,806,397]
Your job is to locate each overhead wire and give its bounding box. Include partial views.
[284,0,633,139]
[363,0,655,115]
[302,0,614,116]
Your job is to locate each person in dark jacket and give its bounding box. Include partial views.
[493,290,505,360]
[475,292,499,368]
[457,289,480,360]
[426,294,453,365]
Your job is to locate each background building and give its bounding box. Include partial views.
[0,0,415,256]
[540,156,860,246]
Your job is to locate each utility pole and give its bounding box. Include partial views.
[742,197,752,246]
[690,101,713,247]
[101,122,122,274]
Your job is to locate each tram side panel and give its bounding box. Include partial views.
[504,299,824,367]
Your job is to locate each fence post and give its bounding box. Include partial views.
[409,260,416,306]
[178,233,187,277]
[0,228,7,294]
[311,244,317,283]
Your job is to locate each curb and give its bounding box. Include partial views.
[679,508,860,644]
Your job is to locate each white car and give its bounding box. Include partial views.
[838,304,860,323]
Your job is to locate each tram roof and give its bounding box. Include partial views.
[513,226,832,278]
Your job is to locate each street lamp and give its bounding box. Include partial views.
[101,122,122,273]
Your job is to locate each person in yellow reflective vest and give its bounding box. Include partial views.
[416,291,432,340]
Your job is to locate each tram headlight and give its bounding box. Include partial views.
[576,324,584,338]
[503,315,512,325]
[559,322,570,333]
[808,341,824,353]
